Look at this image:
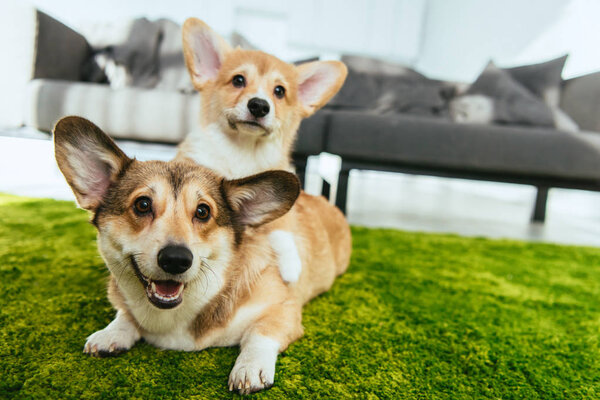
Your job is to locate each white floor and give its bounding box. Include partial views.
[3,128,600,247]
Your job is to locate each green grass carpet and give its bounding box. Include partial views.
[1,193,600,399]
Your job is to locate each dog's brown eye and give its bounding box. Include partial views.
[195,204,210,220]
[274,85,285,99]
[134,197,152,215]
[232,75,246,88]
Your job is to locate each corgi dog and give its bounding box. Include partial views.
[54,116,351,394]
[176,18,347,283]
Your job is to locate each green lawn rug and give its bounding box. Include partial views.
[1,193,599,399]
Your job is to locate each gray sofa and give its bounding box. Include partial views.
[9,6,600,223]
[305,91,600,222]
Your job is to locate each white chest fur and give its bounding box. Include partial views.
[143,325,197,351]
[142,301,269,351]
[179,123,292,179]
[118,272,223,351]
[195,302,270,350]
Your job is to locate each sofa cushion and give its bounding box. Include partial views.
[34,11,91,81]
[503,55,567,108]
[25,79,200,143]
[501,55,578,132]
[0,5,90,127]
[561,71,600,133]
[328,68,451,117]
[295,110,330,156]
[326,110,600,181]
[451,62,555,128]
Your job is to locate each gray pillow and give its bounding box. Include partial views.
[373,78,453,117]
[330,56,449,116]
[502,56,579,132]
[503,55,567,107]
[329,68,450,117]
[450,62,555,127]
[327,68,384,109]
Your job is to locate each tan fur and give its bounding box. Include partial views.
[177,18,348,301]
[56,91,351,393]
[101,184,351,353]
[176,17,348,177]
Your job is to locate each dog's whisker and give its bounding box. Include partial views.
[200,259,220,284]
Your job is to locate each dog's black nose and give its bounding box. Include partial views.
[248,98,270,118]
[157,245,193,274]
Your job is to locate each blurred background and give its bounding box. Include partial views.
[2,0,600,245]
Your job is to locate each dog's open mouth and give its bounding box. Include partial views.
[130,256,184,309]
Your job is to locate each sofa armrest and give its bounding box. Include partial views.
[561,72,600,133]
[0,1,90,127]
[25,79,200,143]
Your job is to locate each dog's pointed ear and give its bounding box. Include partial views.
[182,17,232,90]
[53,116,131,210]
[222,171,300,227]
[296,61,348,117]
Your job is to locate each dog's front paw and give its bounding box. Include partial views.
[83,312,140,357]
[228,356,275,395]
[83,327,136,357]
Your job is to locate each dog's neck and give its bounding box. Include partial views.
[177,120,295,180]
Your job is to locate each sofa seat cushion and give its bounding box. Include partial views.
[294,110,331,156]
[25,79,200,143]
[326,110,600,181]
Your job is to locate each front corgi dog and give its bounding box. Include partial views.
[54,117,351,394]
[54,116,298,339]
[177,18,347,284]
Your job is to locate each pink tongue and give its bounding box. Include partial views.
[154,280,182,296]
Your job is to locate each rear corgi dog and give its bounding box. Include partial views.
[54,117,351,394]
[176,18,347,283]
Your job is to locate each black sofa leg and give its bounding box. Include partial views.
[532,186,549,223]
[336,169,350,214]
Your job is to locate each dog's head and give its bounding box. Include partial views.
[54,116,299,310]
[182,18,347,139]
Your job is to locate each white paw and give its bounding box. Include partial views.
[228,355,275,394]
[269,230,302,283]
[83,312,140,357]
[228,335,279,394]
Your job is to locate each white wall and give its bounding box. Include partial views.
[23,0,600,80]
[28,0,426,63]
[27,0,235,38]
[416,0,600,81]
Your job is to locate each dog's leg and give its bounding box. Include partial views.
[228,333,279,394]
[83,310,141,357]
[229,301,303,394]
[269,230,302,283]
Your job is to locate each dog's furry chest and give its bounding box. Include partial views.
[178,125,292,179]
[141,301,269,351]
